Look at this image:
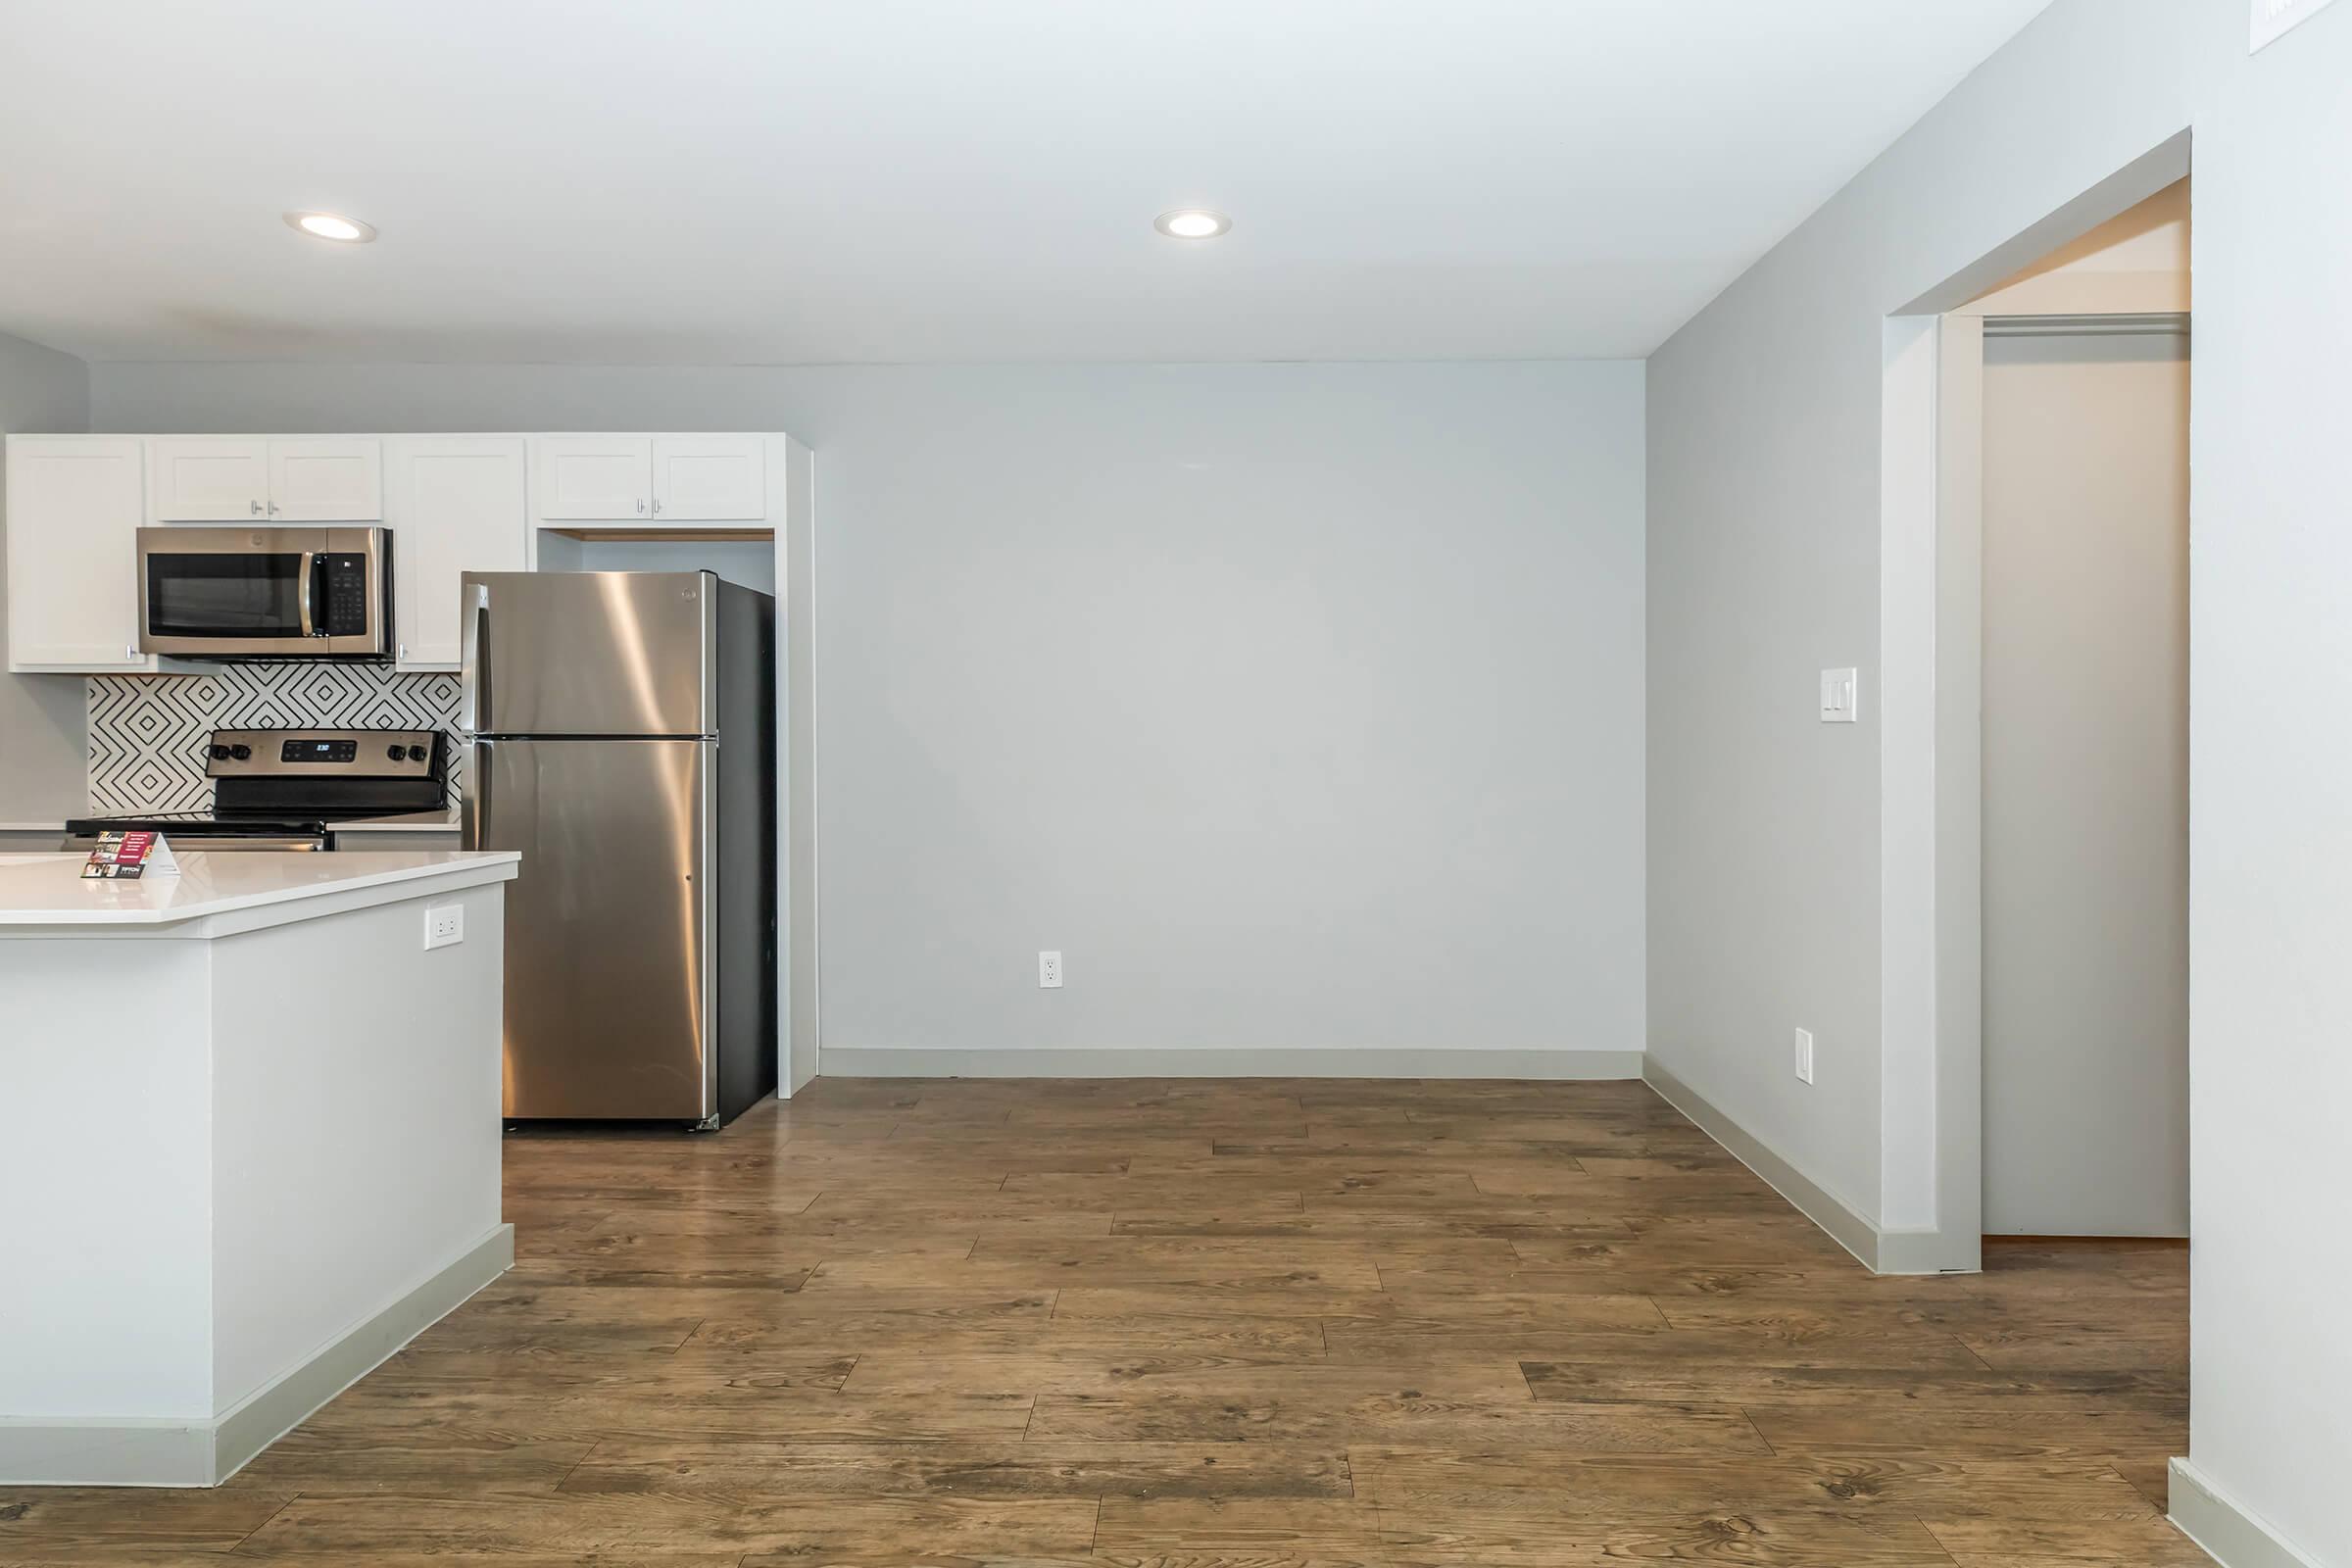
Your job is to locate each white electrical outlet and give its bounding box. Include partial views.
[424,904,465,951]
[1038,951,1063,989]
[1793,1027,1815,1085]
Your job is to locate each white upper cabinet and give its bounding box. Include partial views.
[6,437,155,672]
[384,437,528,669]
[537,437,656,520]
[653,436,765,521]
[5,431,784,673]
[268,438,382,520]
[148,437,270,521]
[535,435,768,523]
[148,436,381,521]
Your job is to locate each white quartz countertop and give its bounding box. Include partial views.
[0,850,518,928]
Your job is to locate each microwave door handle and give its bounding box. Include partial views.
[297,550,317,639]
[460,581,491,731]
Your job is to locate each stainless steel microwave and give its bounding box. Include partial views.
[137,526,393,660]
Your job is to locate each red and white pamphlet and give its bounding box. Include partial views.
[80,830,180,880]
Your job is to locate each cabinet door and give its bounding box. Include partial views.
[536,436,653,520]
[269,438,382,520]
[6,437,154,670]
[148,437,270,521]
[652,436,765,521]
[385,437,527,668]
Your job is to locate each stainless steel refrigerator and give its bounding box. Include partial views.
[460,570,777,1127]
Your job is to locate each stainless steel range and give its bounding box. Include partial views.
[64,727,448,853]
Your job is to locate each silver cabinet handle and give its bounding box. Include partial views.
[653,497,662,515]
[637,497,648,514]
[249,499,264,515]
[268,501,279,515]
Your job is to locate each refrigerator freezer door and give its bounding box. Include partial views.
[473,736,716,1121]
[463,571,715,737]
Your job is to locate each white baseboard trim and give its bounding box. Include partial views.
[0,1417,210,1488]
[0,1223,512,1487]
[2170,1457,2323,1568]
[212,1222,514,1484]
[1642,1060,1971,1276]
[1872,1226,1972,1276]
[821,1047,1644,1081]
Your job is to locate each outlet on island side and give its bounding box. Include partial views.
[423,904,465,951]
[1793,1026,1815,1085]
[1038,951,1063,989]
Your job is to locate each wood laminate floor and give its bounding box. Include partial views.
[2,1077,2198,1566]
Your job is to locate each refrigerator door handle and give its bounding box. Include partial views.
[460,581,491,732]
[463,739,491,851]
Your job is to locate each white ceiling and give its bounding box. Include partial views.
[0,0,2055,366]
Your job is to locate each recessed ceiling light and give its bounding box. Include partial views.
[284,211,376,244]
[1153,209,1231,240]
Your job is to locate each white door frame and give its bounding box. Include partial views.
[1872,131,2190,1274]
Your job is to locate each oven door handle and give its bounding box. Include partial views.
[297,550,318,639]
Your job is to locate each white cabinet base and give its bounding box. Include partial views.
[0,1227,510,1486]
[0,860,514,1486]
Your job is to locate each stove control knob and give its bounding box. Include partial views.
[407,744,430,763]
[389,743,408,761]
[229,744,252,761]
[209,744,232,761]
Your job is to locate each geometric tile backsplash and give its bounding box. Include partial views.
[86,665,465,815]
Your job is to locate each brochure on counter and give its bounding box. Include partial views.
[81,830,179,880]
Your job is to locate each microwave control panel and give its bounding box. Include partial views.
[318,554,372,635]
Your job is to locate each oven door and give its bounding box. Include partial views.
[137,526,391,659]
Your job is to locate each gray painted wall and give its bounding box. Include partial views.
[89,361,1647,1062]
[0,330,91,824]
[1981,330,2188,1238]
[1644,0,2189,1224]
[2183,0,2352,1558]
[1645,0,2351,1556]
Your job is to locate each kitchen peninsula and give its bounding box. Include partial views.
[0,849,518,1486]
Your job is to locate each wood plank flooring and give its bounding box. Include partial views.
[0,1077,2198,1566]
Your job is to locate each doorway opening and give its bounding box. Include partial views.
[1969,180,2190,1240]
[1875,132,2190,1274]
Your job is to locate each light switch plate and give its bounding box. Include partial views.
[1819,667,1859,723]
[1793,1027,1815,1085]
[2251,0,2338,51]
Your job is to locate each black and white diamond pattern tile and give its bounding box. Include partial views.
[87,668,465,815]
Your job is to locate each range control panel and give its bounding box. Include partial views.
[205,728,442,778]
